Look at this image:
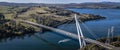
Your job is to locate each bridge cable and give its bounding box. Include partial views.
[76,16,99,40]
[81,22,99,40]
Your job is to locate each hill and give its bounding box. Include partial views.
[0,6,105,40]
[0,2,120,9]
[62,2,120,9]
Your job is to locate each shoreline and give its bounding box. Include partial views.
[0,6,105,41]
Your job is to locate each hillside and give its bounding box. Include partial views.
[0,5,105,41]
[0,2,120,9]
[62,2,120,9]
[81,36,120,50]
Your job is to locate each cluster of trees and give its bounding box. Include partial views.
[30,14,60,27]
[44,7,75,17]
[0,13,5,20]
[0,13,36,41]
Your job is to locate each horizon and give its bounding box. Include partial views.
[0,0,120,4]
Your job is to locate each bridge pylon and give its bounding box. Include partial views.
[75,14,86,48]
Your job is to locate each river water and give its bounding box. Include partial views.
[0,9,120,50]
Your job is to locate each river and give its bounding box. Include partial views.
[0,9,120,50]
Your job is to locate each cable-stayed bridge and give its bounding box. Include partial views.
[13,15,120,50]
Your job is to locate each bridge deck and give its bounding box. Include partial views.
[16,19,120,50]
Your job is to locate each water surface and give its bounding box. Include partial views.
[0,9,120,50]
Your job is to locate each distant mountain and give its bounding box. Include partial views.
[0,2,45,6]
[63,2,120,9]
[0,2,120,9]
[80,2,120,6]
[98,2,120,6]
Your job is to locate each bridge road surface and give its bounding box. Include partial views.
[14,19,120,50]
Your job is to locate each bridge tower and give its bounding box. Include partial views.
[75,14,86,48]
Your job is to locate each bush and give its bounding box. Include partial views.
[0,13,5,20]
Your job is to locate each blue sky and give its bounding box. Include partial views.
[0,0,120,3]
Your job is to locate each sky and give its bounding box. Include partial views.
[0,0,120,3]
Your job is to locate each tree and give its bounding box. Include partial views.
[0,13,5,20]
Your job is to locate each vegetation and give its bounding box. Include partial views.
[0,9,41,41]
[0,2,119,49]
[81,36,120,50]
[0,6,105,41]
[0,2,120,9]
[0,13,5,20]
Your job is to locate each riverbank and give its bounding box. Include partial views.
[0,6,105,40]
